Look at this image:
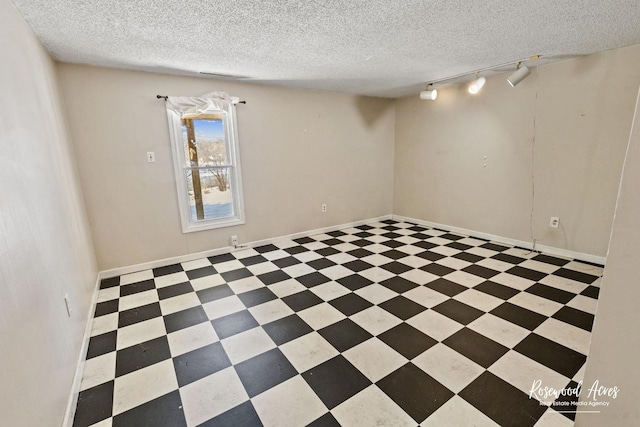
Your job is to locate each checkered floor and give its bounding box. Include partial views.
[72,219,602,427]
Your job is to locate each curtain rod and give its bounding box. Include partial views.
[156,95,246,104]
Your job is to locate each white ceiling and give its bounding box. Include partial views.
[10,0,640,98]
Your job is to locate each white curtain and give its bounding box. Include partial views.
[165,91,239,116]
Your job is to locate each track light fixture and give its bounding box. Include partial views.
[419,84,438,100]
[507,62,531,87]
[419,55,540,98]
[468,76,486,94]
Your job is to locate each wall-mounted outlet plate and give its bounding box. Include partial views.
[321,204,328,213]
[550,217,560,228]
[230,235,238,246]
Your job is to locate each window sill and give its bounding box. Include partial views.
[181,217,245,234]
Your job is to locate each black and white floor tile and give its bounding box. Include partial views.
[73,220,602,427]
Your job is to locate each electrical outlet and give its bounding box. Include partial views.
[321,204,328,213]
[147,151,156,162]
[550,217,560,228]
[230,235,238,246]
[64,293,72,317]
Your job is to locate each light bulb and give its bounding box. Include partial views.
[468,77,486,94]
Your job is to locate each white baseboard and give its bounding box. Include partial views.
[101,247,234,279]
[62,273,102,427]
[392,215,606,266]
[100,215,393,278]
[240,215,393,251]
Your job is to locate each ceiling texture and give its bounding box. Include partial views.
[10,0,640,98]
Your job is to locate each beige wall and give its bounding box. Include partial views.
[57,65,396,270]
[0,1,98,426]
[576,89,640,426]
[394,45,640,258]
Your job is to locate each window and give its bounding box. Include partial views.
[165,92,245,233]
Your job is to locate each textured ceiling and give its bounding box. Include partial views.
[10,0,640,98]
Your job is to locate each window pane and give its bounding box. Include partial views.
[181,116,230,168]
[185,168,234,222]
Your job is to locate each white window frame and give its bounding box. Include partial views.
[164,92,245,233]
